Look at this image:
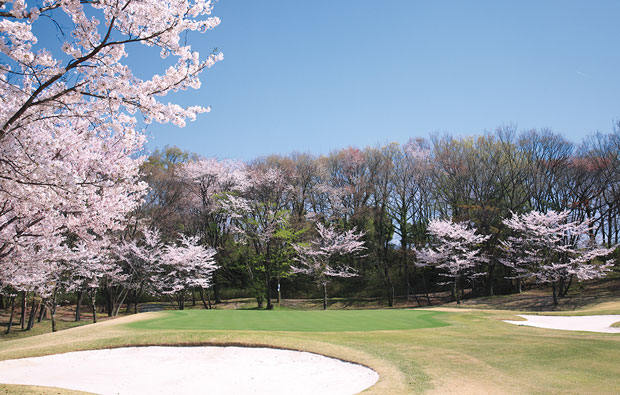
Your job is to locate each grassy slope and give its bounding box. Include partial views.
[0,304,619,394]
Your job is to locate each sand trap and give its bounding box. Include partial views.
[504,314,620,333]
[0,346,378,395]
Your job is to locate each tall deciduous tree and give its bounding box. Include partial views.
[417,219,489,304]
[502,210,615,306]
[0,0,221,283]
[293,222,366,310]
[152,234,218,310]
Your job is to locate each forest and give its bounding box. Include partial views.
[4,125,620,333]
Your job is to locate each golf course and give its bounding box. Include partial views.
[1,297,619,394]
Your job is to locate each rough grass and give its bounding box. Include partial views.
[129,309,449,332]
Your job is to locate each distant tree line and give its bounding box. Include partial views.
[140,126,620,308]
[3,126,619,334]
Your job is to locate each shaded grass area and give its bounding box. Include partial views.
[128,309,449,332]
[451,277,620,313]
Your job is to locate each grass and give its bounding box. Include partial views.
[1,282,620,394]
[0,306,619,394]
[129,309,449,332]
[0,320,90,341]
[458,277,620,312]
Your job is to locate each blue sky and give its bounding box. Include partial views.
[139,1,620,160]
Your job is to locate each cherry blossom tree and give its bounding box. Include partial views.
[118,227,163,314]
[502,210,615,306]
[293,222,366,310]
[0,0,222,289]
[65,241,106,322]
[151,234,218,310]
[0,231,72,332]
[417,219,489,304]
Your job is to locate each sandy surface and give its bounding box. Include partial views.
[0,346,378,395]
[504,314,620,333]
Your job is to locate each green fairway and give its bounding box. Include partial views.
[128,309,449,332]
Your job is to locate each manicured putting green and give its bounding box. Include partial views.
[128,309,448,332]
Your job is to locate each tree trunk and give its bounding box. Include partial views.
[322,282,328,310]
[19,291,26,329]
[166,294,178,310]
[265,276,273,310]
[76,291,83,321]
[91,289,97,323]
[5,296,15,334]
[192,288,196,306]
[384,266,394,308]
[561,275,573,297]
[113,288,128,317]
[48,288,58,333]
[134,285,144,315]
[199,288,209,309]
[402,235,410,298]
[552,282,558,307]
[410,265,422,306]
[105,287,114,317]
[38,300,46,323]
[178,290,185,311]
[422,269,432,305]
[105,288,113,317]
[134,289,141,315]
[277,277,281,305]
[26,296,39,331]
[125,290,132,315]
[213,278,222,304]
[487,261,495,296]
[454,278,461,305]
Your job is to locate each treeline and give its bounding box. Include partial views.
[140,126,620,307]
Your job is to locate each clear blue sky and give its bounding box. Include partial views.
[143,0,620,160]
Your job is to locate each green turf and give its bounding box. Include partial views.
[128,309,449,332]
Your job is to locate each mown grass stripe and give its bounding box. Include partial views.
[127,309,449,332]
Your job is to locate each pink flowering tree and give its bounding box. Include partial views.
[65,240,109,323]
[0,0,221,285]
[293,222,366,310]
[417,219,489,304]
[502,210,615,306]
[151,234,218,310]
[118,227,163,314]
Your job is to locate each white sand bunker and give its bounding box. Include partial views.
[0,346,378,395]
[504,314,620,333]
